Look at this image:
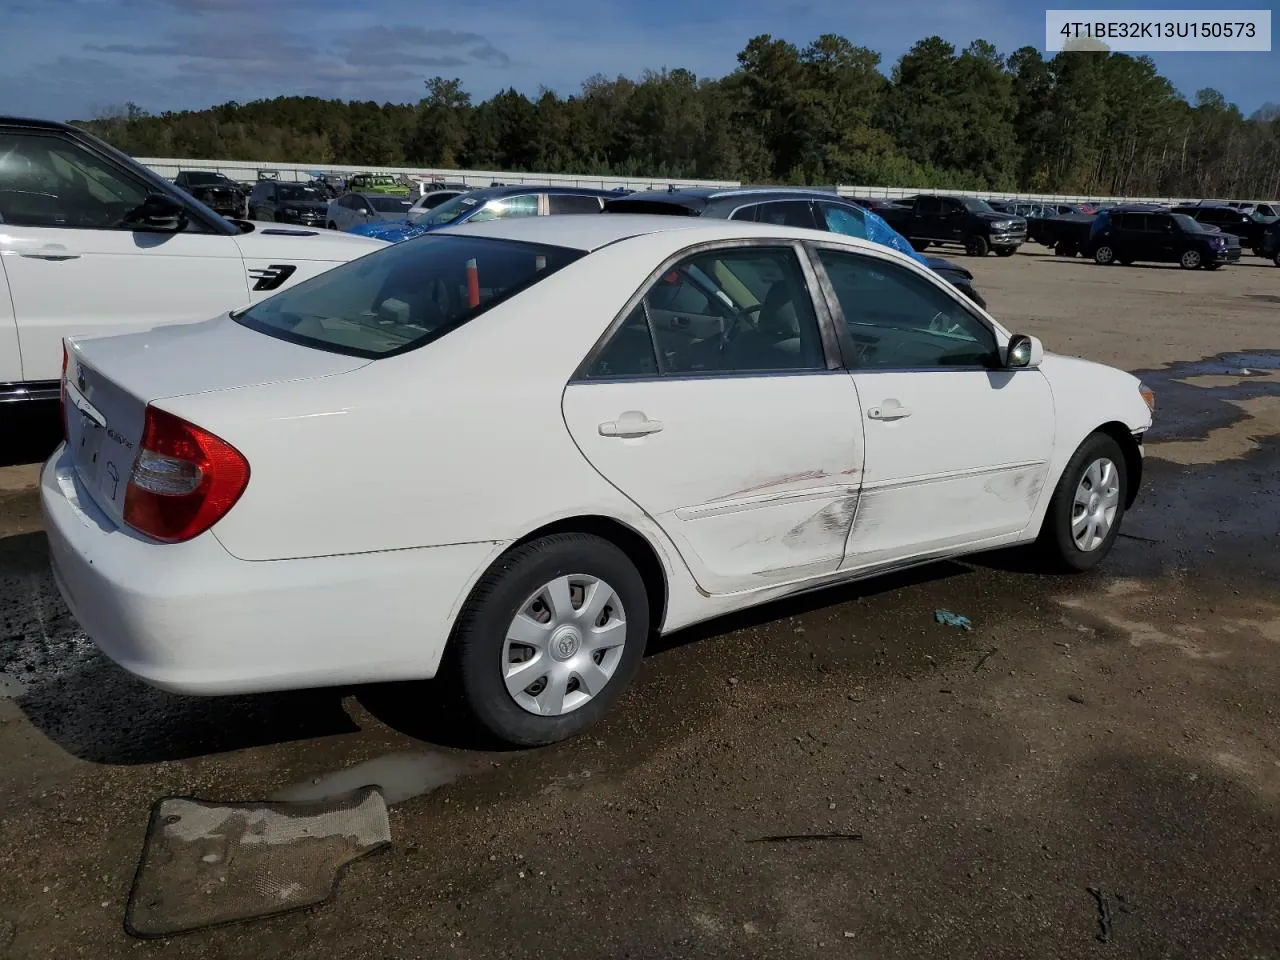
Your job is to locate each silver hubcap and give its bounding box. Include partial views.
[1071,458,1121,552]
[1097,246,1113,263]
[502,575,627,717]
[1183,251,1200,267]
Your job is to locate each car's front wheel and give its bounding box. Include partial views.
[1180,249,1202,269]
[965,235,989,257]
[450,533,650,746]
[1036,432,1128,572]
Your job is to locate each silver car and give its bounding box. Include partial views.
[406,189,468,224]
[326,191,415,230]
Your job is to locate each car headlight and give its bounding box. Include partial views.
[995,220,1016,229]
[1138,382,1156,416]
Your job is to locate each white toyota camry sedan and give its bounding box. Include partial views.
[42,214,1156,746]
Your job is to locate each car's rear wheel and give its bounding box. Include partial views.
[1036,432,1128,572]
[965,235,989,257]
[450,533,650,746]
[1180,249,1202,269]
[1093,244,1116,265]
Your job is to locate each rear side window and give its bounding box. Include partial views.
[235,235,585,358]
[548,194,603,214]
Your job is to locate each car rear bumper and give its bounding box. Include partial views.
[41,445,503,696]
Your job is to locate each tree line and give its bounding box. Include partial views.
[82,34,1280,200]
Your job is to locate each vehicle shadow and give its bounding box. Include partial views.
[0,402,61,469]
[2,529,362,766]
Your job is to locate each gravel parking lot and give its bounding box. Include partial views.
[1,246,1278,959]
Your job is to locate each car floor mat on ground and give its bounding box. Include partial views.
[124,785,391,939]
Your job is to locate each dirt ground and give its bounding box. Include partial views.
[1,245,1278,959]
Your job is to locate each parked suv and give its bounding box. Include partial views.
[604,188,989,308]
[247,180,330,226]
[1171,204,1270,255]
[1088,210,1240,269]
[0,116,384,408]
[173,170,249,219]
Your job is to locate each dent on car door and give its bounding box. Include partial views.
[0,130,246,384]
[810,245,1055,568]
[561,243,865,595]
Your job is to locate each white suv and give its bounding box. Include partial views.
[0,117,386,404]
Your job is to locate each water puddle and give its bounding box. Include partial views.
[269,751,470,805]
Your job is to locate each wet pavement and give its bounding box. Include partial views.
[0,260,1278,959]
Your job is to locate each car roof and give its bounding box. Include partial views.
[438,212,905,255]
[614,186,840,208]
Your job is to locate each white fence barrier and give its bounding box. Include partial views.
[135,156,1215,206]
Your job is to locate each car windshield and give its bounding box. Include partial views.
[369,195,413,213]
[422,192,484,225]
[185,172,230,185]
[278,184,323,201]
[234,235,586,358]
[1172,213,1204,232]
[960,197,995,213]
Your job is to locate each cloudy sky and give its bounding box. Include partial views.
[0,0,1273,122]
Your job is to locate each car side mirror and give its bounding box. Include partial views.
[1005,333,1043,369]
[123,193,187,231]
[358,207,370,215]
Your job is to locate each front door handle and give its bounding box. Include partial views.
[21,245,80,261]
[867,399,911,421]
[600,411,664,438]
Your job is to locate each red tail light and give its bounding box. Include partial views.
[59,343,68,441]
[123,405,250,543]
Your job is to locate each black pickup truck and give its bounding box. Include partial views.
[877,194,1027,257]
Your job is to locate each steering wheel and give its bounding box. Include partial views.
[926,310,966,338]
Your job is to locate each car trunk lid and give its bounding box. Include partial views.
[63,315,369,526]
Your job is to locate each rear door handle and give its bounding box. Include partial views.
[599,412,664,438]
[867,399,911,421]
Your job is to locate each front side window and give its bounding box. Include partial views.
[586,246,826,378]
[467,194,540,223]
[0,132,148,228]
[816,249,997,370]
[916,196,943,215]
[820,202,868,239]
[235,235,584,358]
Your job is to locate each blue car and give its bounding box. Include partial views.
[348,185,616,243]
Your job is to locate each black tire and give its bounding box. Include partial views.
[327,221,338,230]
[449,533,650,746]
[1205,262,1222,271]
[995,246,1016,257]
[1055,241,1077,258]
[1273,250,1280,267]
[1179,249,1202,270]
[965,235,989,257]
[1036,432,1128,573]
[1093,244,1116,265]
[909,238,930,252]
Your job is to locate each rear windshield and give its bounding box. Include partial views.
[234,235,585,358]
[369,195,413,212]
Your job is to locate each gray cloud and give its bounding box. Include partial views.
[87,32,317,62]
[332,24,510,68]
